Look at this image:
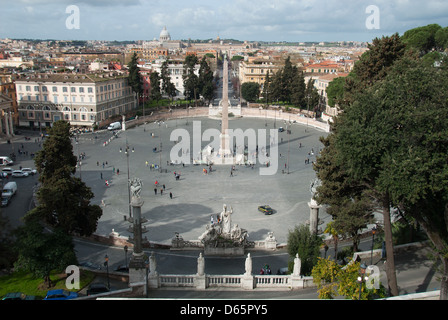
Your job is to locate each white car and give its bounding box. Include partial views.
[12,170,29,177]
[2,167,13,176]
[21,168,37,176]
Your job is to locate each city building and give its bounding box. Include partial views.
[130,47,169,62]
[151,58,200,99]
[15,72,136,129]
[238,58,281,90]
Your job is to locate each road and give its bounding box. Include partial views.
[73,235,441,299]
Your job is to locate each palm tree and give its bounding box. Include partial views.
[324,221,340,261]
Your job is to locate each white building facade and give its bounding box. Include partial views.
[15,72,136,129]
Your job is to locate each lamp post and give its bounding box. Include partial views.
[124,245,128,270]
[104,254,110,290]
[120,143,134,218]
[371,226,377,265]
[357,263,368,300]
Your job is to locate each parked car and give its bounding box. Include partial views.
[21,168,37,176]
[43,289,78,300]
[2,292,36,300]
[114,265,129,273]
[1,167,13,176]
[278,127,285,132]
[79,261,102,270]
[2,182,17,198]
[0,156,14,166]
[1,196,10,207]
[258,205,274,215]
[86,283,110,296]
[12,170,29,177]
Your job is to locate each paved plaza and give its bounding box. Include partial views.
[78,115,330,245]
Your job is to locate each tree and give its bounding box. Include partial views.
[287,224,323,275]
[291,69,306,108]
[402,24,442,55]
[325,76,345,108]
[241,82,260,102]
[312,258,387,300]
[127,52,143,97]
[14,218,78,288]
[198,56,215,103]
[343,33,406,108]
[31,121,102,237]
[261,70,271,105]
[160,60,176,100]
[183,54,199,101]
[149,71,162,103]
[305,78,319,114]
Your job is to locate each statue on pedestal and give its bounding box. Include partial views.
[198,204,249,254]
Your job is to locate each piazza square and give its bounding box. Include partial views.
[78,115,330,245]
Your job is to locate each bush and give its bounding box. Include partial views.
[287,224,323,275]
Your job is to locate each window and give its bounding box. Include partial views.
[52,86,57,92]
[88,87,93,93]
[34,86,39,91]
[26,86,31,91]
[42,86,48,92]
[63,87,68,93]
[71,87,76,93]
[79,87,84,93]
[54,96,58,104]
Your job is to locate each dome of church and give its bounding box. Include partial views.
[159,26,171,42]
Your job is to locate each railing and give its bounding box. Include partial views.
[207,275,241,288]
[255,275,290,287]
[160,275,196,287]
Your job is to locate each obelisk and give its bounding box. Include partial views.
[219,55,231,158]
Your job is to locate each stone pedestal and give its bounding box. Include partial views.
[195,275,207,289]
[241,276,255,290]
[291,276,304,288]
[308,198,321,234]
[204,245,245,256]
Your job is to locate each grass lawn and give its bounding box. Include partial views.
[0,269,95,299]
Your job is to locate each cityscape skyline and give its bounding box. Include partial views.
[1,0,447,43]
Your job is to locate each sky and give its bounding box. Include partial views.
[0,0,447,43]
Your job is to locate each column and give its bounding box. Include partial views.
[308,198,321,234]
[128,195,147,285]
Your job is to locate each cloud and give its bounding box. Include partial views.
[1,0,447,41]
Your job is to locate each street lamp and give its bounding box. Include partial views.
[104,254,110,290]
[371,226,377,265]
[357,263,368,300]
[120,143,134,218]
[124,245,128,270]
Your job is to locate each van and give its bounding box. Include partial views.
[0,156,13,166]
[2,182,17,198]
[107,122,121,131]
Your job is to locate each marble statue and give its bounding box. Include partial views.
[130,177,143,198]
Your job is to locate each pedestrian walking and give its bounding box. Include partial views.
[163,184,166,191]
[230,169,233,177]
[170,192,173,199]
[117,168,120,175]
[100,172,103,179]
[154,188,157,195]
[160,188,163,195]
